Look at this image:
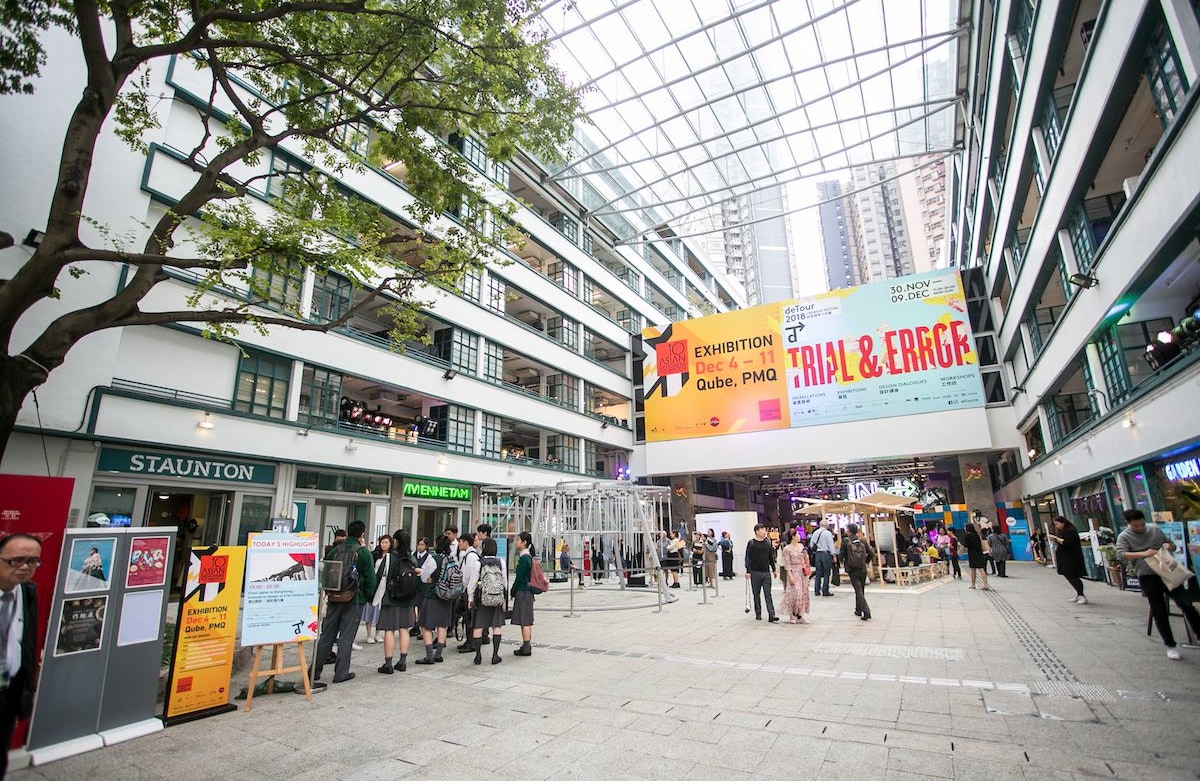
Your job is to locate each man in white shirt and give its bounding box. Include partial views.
[0,534,42,779]
[810,520,837,597]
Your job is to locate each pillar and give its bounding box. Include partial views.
[958,453,999,527]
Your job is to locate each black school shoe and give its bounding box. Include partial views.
[332,672,356,683]
[377,662,393,674]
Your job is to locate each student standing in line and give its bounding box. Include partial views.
[471,537,509,665]
[1117,509,1200,660]
[363,535,392,646]
[457,532,480,653]
[415,535,452,665]
[377,531,416,673]
[962,523,990,591]
[1047,516,1087,604]
[840,523,874,621]
[475,525,493,644]
[744,524,779,622]
[511,531,536,656]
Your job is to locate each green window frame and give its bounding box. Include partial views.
[1095,327,1132,405]
[456,267,482,301]
[1066,204,1097,274]
[297,365,342,426]
[433,328,478,374]
[251,259,304,316]
[1144,20,1190,128]
[549,261,578,297]
[480,413,502,459]
[546,433,579,470]
[487,276,506,314]
[234,349,291,419]
[1040,92,1062,160]
[444,405,475,454]
[482,341,504,383]
[547,373,578,409]
[311,272,352,322]
[547,316,578,350]
[266,151,310,215]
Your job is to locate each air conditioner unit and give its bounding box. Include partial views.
[370,389,401,403]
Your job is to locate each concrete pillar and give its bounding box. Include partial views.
[668,474,696,534]
[958,453,999,526]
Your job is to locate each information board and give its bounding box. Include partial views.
[241,532,319,647]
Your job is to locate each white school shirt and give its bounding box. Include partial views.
[460,548,482,605]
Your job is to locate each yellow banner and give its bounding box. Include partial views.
[643,303,789,442]
[164,545,246,723]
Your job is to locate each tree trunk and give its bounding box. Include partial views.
[0,355,49,461]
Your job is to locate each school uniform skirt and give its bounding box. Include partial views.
[419,595,452,630]
[377,604,414,631]
[510,590,535,626]
[473,602,506,629]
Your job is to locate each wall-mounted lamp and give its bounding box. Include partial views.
[1011,385,1026,395]
[197,412,215,430]
[601,420,609,429]
[1053,456,1062,466]
[23,229,45,248]
[442,368,458,380]
[1122,412,1135,429]
[1086,388,1109,413]
[437,455,448,466]
[1067,273,1098,289]
[296,428,310,436]
[345,438,358,452]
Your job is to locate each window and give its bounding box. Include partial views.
[295,468,389,494]
[297,365,342,426]
[434,328,478,373]
[443,405,475,454]
[311,272,352,321]
[456,267,482,301]
[234,349,291,419]
[618,308,643,334]
[1098,317,1175,403]
[481,413,502,459]
[1066,204,1097,274]
[1144,20,1190,128]
[266,152,310,215]
[547,374,579,409]
[547,316,578,350]
[548,261,578,296]
[1040,92,1062,161]
[546,433,579,470]
[487,276,506,314]
[981,370,1007,403]
[252,260,304,315]
[482,341,504,383]
[339,121,371,157]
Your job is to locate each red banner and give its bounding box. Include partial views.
[0,474,74,750]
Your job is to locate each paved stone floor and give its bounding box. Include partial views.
[12,563,1200,780]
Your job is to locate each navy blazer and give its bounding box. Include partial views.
[10,582,38,719]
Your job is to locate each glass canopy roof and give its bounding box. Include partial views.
[533,0,965,243]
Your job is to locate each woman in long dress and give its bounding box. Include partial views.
[779,532,812,624]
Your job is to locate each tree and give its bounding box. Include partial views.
[0,0,580,455]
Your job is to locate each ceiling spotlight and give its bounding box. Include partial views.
[1067,273,1098,289]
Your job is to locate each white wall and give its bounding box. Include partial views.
[113,326,241,401]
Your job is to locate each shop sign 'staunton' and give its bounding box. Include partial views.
[402,480,471,501]
[97,447,276,484]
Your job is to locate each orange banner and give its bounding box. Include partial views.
[164,545,246,724]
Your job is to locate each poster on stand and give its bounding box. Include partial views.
[164,545,246,725]
[1158,521,1187,567]
[1185,521,1200,577]
[125,535,170,588]
[64,537,115,593]
[241,532,319,646]
[53,596,107,656]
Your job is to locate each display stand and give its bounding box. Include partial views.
[244,639,312,711]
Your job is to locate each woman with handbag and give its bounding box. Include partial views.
[664,531,684,588]
[511,531,536,657]
[962,523,989,590]
[779,532,812,624]
[1116,509,1200,659]
[1047,516,1087,604]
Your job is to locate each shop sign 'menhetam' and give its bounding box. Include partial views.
[402,480,471,501]
[98,448,276,484]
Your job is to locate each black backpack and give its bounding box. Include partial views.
[387,555,421,602]
[321,542,359,603]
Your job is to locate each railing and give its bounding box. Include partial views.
[111,378,231,408]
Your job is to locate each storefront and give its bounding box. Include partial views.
[1147,444,1200,578]
[88,446,279,595]
[294,465,393,547]
[398,477,475,545]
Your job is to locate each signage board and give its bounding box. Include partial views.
[642,269,985,442]
[97,447,276,484]
[241,533,319,647]
[402,479,472,501]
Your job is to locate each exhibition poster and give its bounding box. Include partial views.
[642,269,985,442]
[164,545,246,724]
[241,532,319,647]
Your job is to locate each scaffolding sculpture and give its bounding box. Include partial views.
[481,481,674,606]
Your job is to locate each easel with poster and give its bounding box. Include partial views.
[239,532,320,708]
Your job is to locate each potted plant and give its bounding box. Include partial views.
[1099,545,1123,589]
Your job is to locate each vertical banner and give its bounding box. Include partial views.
[0,474,72,754]
[1186,521,1200,579]
[164,545,246,725]
[241,533,319,646]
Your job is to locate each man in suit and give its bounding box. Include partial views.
[0,533,42,779]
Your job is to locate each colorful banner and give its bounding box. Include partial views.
[1186,521,1200,579]
[241,532,319,647]
[1158,521,1187,568]
[642,269,985,442]
[164,545,246,724]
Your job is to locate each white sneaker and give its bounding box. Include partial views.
[1068,595,1078,603]
[352,643,364,651]
[1075,595,1088,605]
[1167,647,1182,661]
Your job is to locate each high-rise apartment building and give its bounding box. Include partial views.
[816,180,858,290]
[719,186,797,305]
[849,161,917,285]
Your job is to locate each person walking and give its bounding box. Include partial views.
[962,523,990,591]
[471,537,509,665]
[376,531,417,674]
[1117,509,1200,660]
[0,534,42,779]
[986,527,1011,577]
[809,519,836,597]
[312,520,376,689]
[1047,516,1087,604]
[744,524,779,622]
[840,523,873,621]
[779,532,812,624]
[415,535,452,665]
[511,531,537,657]
[718,531,735,579]
[947,528,962,579]
[702,530,718,586]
